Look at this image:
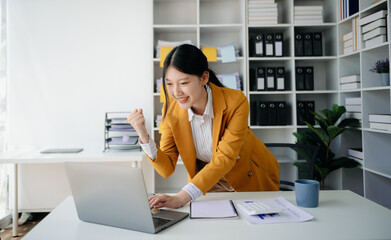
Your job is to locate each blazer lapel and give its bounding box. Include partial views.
[171,106,197,177]
[210,83,227,153]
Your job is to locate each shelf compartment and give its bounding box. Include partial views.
[294,0,338,23]
[251,128,297,143]
[200,26,245,57]
[364,170,391,209]
[250,94,294,126]
[295,59,338,91]
[338,17,360,56]
[248,27,292,57]
[208,61,245,91]
[249,59,293,91]
[200,0,244,25]
[339,53,360,80]
[363,131,391,179]
[359,0,387,16]
[361,45,389,88]
[294,25,338,56]
[153,27,197,58]
[362,90,390,128]
[296,92,339,122]
[153,0,197,25]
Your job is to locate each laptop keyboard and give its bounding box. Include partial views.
[153,217,171,228]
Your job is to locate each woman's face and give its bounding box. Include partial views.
[165,66,209,114]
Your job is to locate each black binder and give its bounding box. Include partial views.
[267,102,277,125]
[257,101,268,125]
[265,33,274,57]
[304,33,313,56]
[256,67,266,91]
[313,32,322,56]
[296,67,305,90]
[274,33,283,57]
[250,67,256,91]
[295,33,304,56]
[250,100,257,125]
[254,33,265,57]
[276,67,285,91]
[266,67,276,91]
[249,35,255,57]
[297,101,306,125]
[277,102,286,125]
[305,101,315,125]
[304,67,314,90]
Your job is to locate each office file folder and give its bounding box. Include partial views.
[277,102,286,125]
[255,33,264,57]
[296,67,305,90]
[297,102,306,125]
[267,102,277,125]
[304,33,313,56]
[304,67,314,90]
[306,101,315,125]
[250,68,256,91]
[295,33,304,56]
[274,33,283,57]
[250,100,257,125]
[257,102,268,125]
[313,32,322,56]
[266,67,276,91]
[257,67,266,91]
[265,33,274,56]
[276,67,285,91]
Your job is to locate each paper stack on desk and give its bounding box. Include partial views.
[233,197,313,224]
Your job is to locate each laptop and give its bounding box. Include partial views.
[65,162,189,234]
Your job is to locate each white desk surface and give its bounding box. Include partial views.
[0,148,145,164]
[23,190,391,240]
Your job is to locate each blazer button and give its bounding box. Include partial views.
[248,171,253,176]
[237,155,240,160]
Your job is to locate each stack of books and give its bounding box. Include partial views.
[345,97,362,121]
[359,10,388,49]
[342,17,359,54]
[248,0,278,25]
[294,5,323,24]
[340,0,359,20]
[340,74,360,90]
[369,114,391,131]
[348,148,363,162]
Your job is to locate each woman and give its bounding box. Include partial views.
[127,44,279,209]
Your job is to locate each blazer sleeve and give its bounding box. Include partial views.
[190,94,249,194]
[146,109,179,178]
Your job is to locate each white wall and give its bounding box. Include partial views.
[7,0,152,151]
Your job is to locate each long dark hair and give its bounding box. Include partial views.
[161,44,224,120]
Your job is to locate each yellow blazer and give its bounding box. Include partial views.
[147,83,280,194]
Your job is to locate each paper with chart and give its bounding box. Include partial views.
[233,197,313,224]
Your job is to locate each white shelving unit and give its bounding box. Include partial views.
[152,0,391,208]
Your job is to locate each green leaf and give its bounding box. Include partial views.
[320,109,332,123]
[328,157,361,172]
[338,118,361,128]
[331,105,346,124]
[327,126,345,142]
[306,122,329,147]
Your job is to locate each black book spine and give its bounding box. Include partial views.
[267,102,277,125]
[295,33,304,56]
[274,33,283,57]
[297,101,306,125]
[265,33,274,57]
[256,67,266,91]
[304,67,314,90]
[313,32,322,56]
[306,101,315,125]
[250,100,257,125]
[304,32,313,56]
[250,67,256,91]
[254,33,265,57]
[295,67,305,90]
[258,101,268,126]
[277,101,286,125]
[266,67,276,91]
[276,67,285,91]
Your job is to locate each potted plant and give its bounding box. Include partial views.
[293,104,361,190]
[369,58,389,86]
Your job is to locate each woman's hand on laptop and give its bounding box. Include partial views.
[127,109,149,144]
[149,190,192,209]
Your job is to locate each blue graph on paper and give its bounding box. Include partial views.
[258,213,279,220]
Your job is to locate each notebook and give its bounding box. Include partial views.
[65,162,188,234]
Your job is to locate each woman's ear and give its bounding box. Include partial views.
[201,71,209,85]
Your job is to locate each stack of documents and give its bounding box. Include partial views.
[248,0,278,25]
[294,5,323,24]
[345,97,362,121]
[105,113,140,151]
[340,74,360,90]
[216,73,241,90]
[359,10,388,49]
[369,114,391,131]
[156,40,192,59]
[342,17,359,54]
[202,43,239,63]
[348,148,363,162]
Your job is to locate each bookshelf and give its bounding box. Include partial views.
[151,0,391,209]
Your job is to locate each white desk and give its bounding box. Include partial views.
[22,191,391,240]
[0,149,146,237]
